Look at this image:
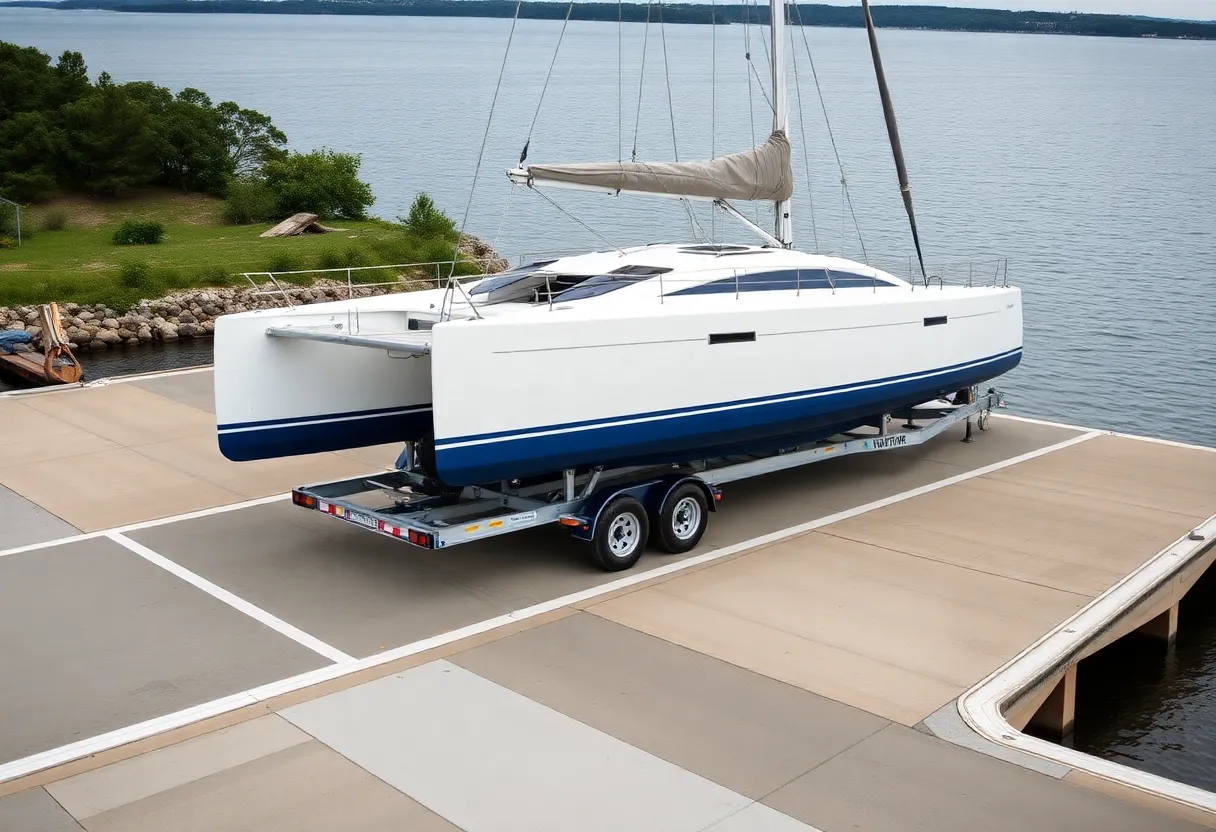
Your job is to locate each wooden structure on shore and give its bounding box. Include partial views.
[259,213,343,238]
[0,303,83,387]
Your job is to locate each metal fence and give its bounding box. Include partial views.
[0,196,21,247]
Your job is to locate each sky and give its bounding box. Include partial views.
[822,0,1216,19]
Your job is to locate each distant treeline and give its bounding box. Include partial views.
[10,0,1216,39]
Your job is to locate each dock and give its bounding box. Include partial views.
[1,368,1215,832]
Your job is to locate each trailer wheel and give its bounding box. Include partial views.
[590,496,649,572]
[654,483,709,554]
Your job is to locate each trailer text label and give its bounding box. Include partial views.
[868,435,908,450]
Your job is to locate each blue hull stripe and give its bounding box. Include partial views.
[218,407,434,462]
[434,348,1022,485]
[218,403,432,433]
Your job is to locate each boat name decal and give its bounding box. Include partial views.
[507,511,538,526]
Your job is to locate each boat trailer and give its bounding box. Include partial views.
[291,387,1005,572]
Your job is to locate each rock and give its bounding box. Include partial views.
[88,338,108,351]
[78,310,95,322]
[137,326,153,343]
[178,323,198,338]
[200,304,218,317]
[179,312,196,324]
[96,329,122,346]
[4,321,25,331]
[27,325,41,340]
[126,337,140,347]
[102,318,119,330]
[118,328,135,340]
[201,320,216,335]
[158,323,179,341]
[167,304,182,317]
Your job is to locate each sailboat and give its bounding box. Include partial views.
[212,0,1022,487]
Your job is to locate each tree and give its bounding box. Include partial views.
[0,112,61,202]
[58,72,157,196]
[260,149,375,220]
[217,101,287,176]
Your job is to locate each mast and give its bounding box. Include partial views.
[860,0,927,283]
[770,0,791,247]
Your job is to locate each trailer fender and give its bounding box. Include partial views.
[569,475,717,543]
[644,475,718,523]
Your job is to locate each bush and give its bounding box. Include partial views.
[113,219,165,246]
[400,193,457,240]
[260,148,375,220]
[222,175,277,225]
[0,236,15,250]
[119,260,159,291]
[40,209,69,231]
[192,264,237,287]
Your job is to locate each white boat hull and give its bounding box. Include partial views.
[427,285,1021,484]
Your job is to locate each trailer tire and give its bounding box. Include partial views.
[590,496,648,572]
[654,483,708,554]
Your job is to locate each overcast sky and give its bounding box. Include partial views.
[828,0,1216,19]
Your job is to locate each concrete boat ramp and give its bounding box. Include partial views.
[2,368,1215,831]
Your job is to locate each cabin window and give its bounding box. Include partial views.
[666,268,898,296]
[554,266,672,301]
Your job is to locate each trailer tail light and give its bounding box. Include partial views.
[406,529,433,548]
[292,491,316,509]
[377,519,403,538]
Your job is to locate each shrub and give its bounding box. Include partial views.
[0,236,15,250]
[313,248,345,271]
[112,219,164,246]
[222,175,277,225]
[193,264,236,287]
[40,209,69,231]
[400,193,457,240]
[260,148,375,220]
[119,260,158,291]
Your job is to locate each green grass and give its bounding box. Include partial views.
[0,189,482,309]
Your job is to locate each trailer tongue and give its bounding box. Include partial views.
[291,388,1004,572]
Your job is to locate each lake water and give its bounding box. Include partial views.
[2,7,1216,789]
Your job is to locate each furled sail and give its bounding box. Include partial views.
[509,130,793,203]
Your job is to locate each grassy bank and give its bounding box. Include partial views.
[0,188,488,309]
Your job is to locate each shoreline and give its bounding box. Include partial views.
[3,1,1214,41]
[0,236,508,354]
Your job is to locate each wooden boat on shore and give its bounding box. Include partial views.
[0,303,84,387]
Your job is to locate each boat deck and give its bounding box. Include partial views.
[2,369,1215,831]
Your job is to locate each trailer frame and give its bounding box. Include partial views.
[291,387,1005,571]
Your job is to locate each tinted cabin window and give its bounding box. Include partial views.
[667,269,896,296]
[554,266,672,301]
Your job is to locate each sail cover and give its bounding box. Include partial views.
[516,130,793,203]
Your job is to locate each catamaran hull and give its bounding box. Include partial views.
[429,288,1022,486]
[213,298,437,462]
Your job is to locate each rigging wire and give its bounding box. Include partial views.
[654,0,703,240]
[530,187,623,254]
[519,0,576,166]
[788,23,819,251]
[618,0,623,162]
[790,0,867,263]
[441,0,526,320]
[631,1,653,162]
[710,0,716,241]
[742,0,759,223]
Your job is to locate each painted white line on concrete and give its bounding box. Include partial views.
[991,412,1095,432]
[0,493,291,560]
[1114,432,1216,454]
[993,412,1216,455]
[0,428,1102,787]
[958,514,1216,814]
[107,532,353,664]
